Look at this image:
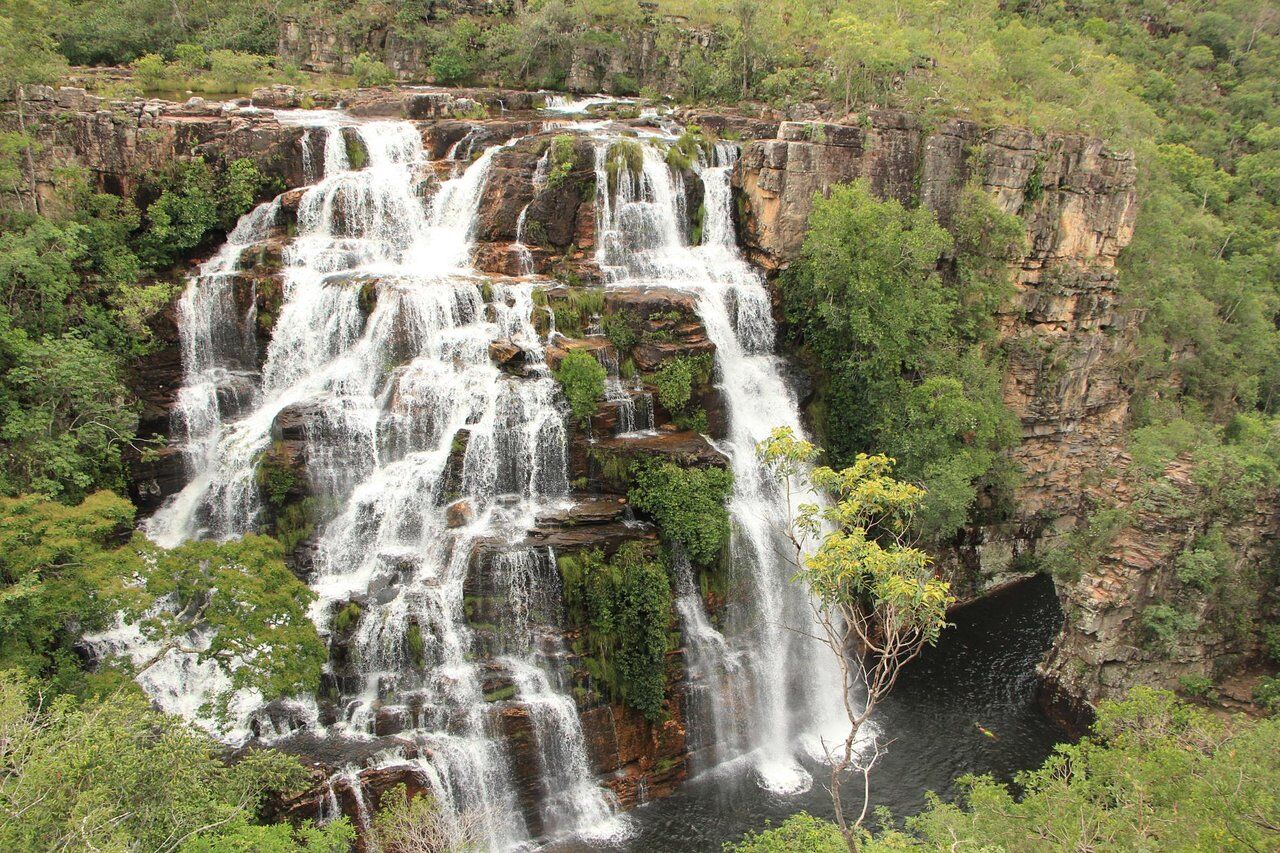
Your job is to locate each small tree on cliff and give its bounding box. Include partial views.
[758,427,952,852]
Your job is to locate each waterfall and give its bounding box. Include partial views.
[492,548,627,842]
[139,114,627,850]
[594,136,848,793]
[595,347,654,436]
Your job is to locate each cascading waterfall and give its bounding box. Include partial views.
[594,135,848,793]
[139,114,628,849]
[119,95,865,848]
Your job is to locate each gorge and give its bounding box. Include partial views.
[4,41,1279,849]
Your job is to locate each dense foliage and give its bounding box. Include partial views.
[557,542,673,720]
[553,347,607,428]
[783,181,1021,540]
[728,688,1280,852]
[0,491,325,707]
[628,459,733,568]
[0,672,354,851]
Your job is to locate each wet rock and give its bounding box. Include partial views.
[446,499,475,529]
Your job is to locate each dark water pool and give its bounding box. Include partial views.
[620,574,1065,851]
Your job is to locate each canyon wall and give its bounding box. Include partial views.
[14,83,1275,787]
[727,109,1277,715]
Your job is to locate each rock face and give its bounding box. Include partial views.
[277,8,715,94]
[734,110,1139,540]
[731,110,1279,718]
[4,86,310,204]
[18,78,1271,815]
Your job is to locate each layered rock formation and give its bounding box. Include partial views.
[729,110,1276,716]
[16,80,1273,806]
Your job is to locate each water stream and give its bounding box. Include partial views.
[593,134,848,794]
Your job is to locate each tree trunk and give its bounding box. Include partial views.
[14,86,42,216]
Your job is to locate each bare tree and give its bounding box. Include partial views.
[369,784,486,853]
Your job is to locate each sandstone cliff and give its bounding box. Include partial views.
[15,81,1274,773]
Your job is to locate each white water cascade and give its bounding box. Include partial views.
[140,114,628,849]
[594,136,848,794]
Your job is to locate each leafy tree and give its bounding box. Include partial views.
[0,492,326,708]
[759,427,952,850]
[783,181,1018,538]
[0,0,66,214]
[0,673,354,851]
[0,330,139,500]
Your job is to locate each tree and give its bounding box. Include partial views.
[0,672,354,851]
[0,492,326,708]
[758,427,952,851]
[0,0,66,214]
[782,180,1017,538]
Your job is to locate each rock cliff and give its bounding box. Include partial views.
[14,81,1274,797]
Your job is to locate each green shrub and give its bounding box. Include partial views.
[665,126,712,171]
[333,602,362,633]
[653,354,712,418]
[1174,527,1232,591]
[429,45,471,84]
[352,52,394,87]
[1038,507,1131,584]
[629,461,733,567]
[554,349,606,428]
[1179,674,1216,699]
[727,812,847,853]
[602,312,638,351]
[782,180,1018,540]
[1254,676,1280,714]
[1263,623,1280,663]
[130,53,169,90]
[544,134,578,190]
[1141,603,1198,650]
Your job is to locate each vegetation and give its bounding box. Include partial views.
[729,688,1280,852]
[0,672,354,851]
[554,348,606,428]
[628,459,733,568]
[557,543,673,720]
[759,427,952,849]
[367,785,483,852]
[543,134,580,190]
[783,181,1020,540]
[0,491,325,707]
[653,353,713,431]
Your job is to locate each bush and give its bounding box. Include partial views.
[1141,603,1198,650]
[1254,676,1280,714]
[544,134,578,190]
[554,349,606,428]
[130,53,168,89]
[205,49,270,90]
[629,461,733,567]
[352,52,394,87]
[727,812,847,852]
[428,45,471,85]
[1174,528,1232,591]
